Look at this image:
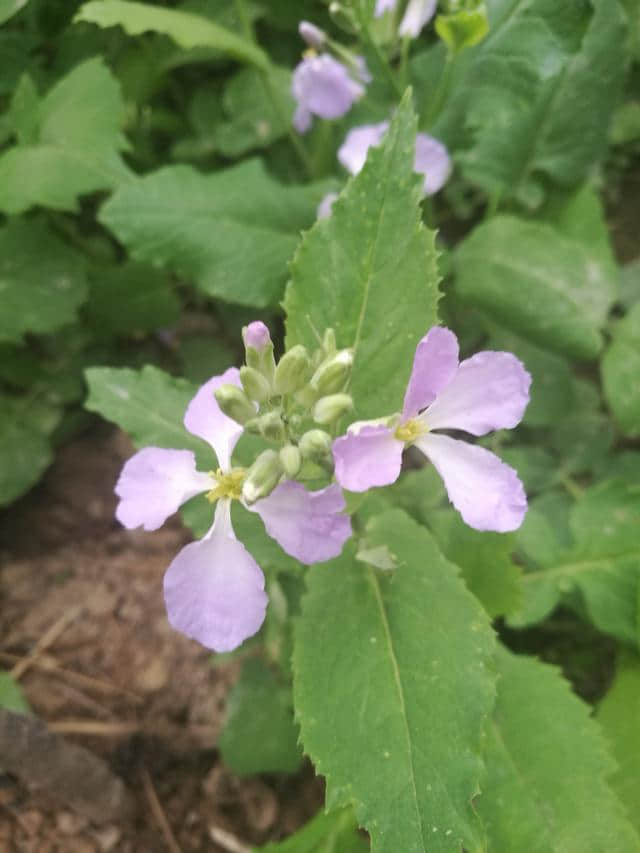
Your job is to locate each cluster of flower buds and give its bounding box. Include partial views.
[214,322,354,505]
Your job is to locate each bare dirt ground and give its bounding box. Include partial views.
[0,427,322,852]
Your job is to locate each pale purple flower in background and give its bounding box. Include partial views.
[375,0,398,14]
[317,191,339,220]
[115,364,351,652]
[299,20,326,49]
[338,121,452,195]
[399,0,437,37]
[333,327,531,532]
[292,54,367,133]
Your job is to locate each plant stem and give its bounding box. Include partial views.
[424,51,454,127]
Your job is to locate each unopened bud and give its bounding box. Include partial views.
[313,393,353,424]
[310,348,353,395]
[259,411,286,442]
[279,444,302,478]
[243,449,282,504]
[243,321,275,383]
[299,429,333,469]
[274,345,310,394]
[240,365,271,403]
[323,328,337,354]
[214,384,255,425]
[242,321,271,352]
[299,20,326,48]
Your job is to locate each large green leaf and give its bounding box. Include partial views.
[455,215,617,360]
[0,397,58,506]
[218,658,301,776]
[257,807,367,852]
[597,651,640,833]
[74,0,269,69]
[438,0,628,205]
[0,219,88,343]
[285,91,440,420]
[510,479,640,645]
[0,58,130,214]
[478,646,640,852]
[293,510,496,852]
[602,303,640,437]
[99,160,332,308]
[0,0,29,27]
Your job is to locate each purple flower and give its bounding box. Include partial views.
[317,191,339,220]
[333,327,531,532]
[375,0,398,15]
[399,0,437,37]
[292,54,367,133]
[338,121,451,195]
[115,368,352,652]
[298,20,326,49]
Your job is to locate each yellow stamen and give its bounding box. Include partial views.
[206,468,246,503]
[394,418,427,444]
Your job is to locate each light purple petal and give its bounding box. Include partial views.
[399,0,437,37]
[183,367,245,472]
[317,191,339,220]
[242,321,271,351]
[291,55,365,133]
[403,326,459,419]
[375,0,397,15]
[251,481,352,564]
[415,433,527,532]
[115,447,210,532]
[423,351,531,436]
[414,134,452,195]
[163,501,267,652]
[333,424,403,492]
[338,122,388,175]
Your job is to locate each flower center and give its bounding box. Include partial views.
[206,468,246,503]
[394,418,427,444]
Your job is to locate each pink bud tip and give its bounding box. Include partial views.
[243,322,271,351]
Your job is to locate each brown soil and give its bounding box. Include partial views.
[0,427,322,852]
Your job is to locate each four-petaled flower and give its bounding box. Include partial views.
[333,327,531,532]
[115,367,352,652]
[292,54,369,133]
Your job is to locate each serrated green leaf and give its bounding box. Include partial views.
[100,160,331,308]
[429,510,522,618]
[514,490,573,569]
[602,303,640,437]
[478,646,640,852]
[0,396,58,506]
[218,658,301,776]
[0,219,88,343]
[293,509,496,852]
[597,650,640,833]
[74,0,268,69]
[499,446,558,494]
[510,480,640,645]
[84,365,210,464]
[0,672,29,713]
[455,215,617,360]
[549,379,614,476]
[285,91,440,420]
[256,807,367,852]
[0,58,130,214]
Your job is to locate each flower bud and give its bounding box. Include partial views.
[279,444,302,478]
[310,348,353,395]
[242,449,282,504]
[214,384,255,425]
[299,429,333,469]
[274,345,311,394]
[243,321,275,383]
[240,365,271,403]
[323,327,337,354]
[258,411,286,442]
[299,20,326,48]
[312,393,353,424]
[242,321,271,352]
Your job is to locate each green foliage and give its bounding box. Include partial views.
[0,58,130,214]
[218,657,301,776]
[100,160,332,307]
[0,0,28,26]
[256,807,367,853]
[294,510,496,852]
[0,672,30,713]
[75,0,269,69]
[478,646,640,851]
[455,215,617,360]
[602,303,640,437]
[285,93,440,420]
[0,396,57,505]
[597,651,640,833]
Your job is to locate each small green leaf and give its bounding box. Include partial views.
[435,7,489,54]
[0,396,58,506]
[0,219,88,343]
[294,510,496,852]
[478,646,640,852]
[0,58,130,214]
[455,215,617,360]
[602,303,640,437]
[0,0,29,26]
[256,807,367,852]
[285,91,440,420]
[219,658,301,776]
[74,0,269,69]
[100,160,332,308]
[0,672,29,713]
[597,650,640,833]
